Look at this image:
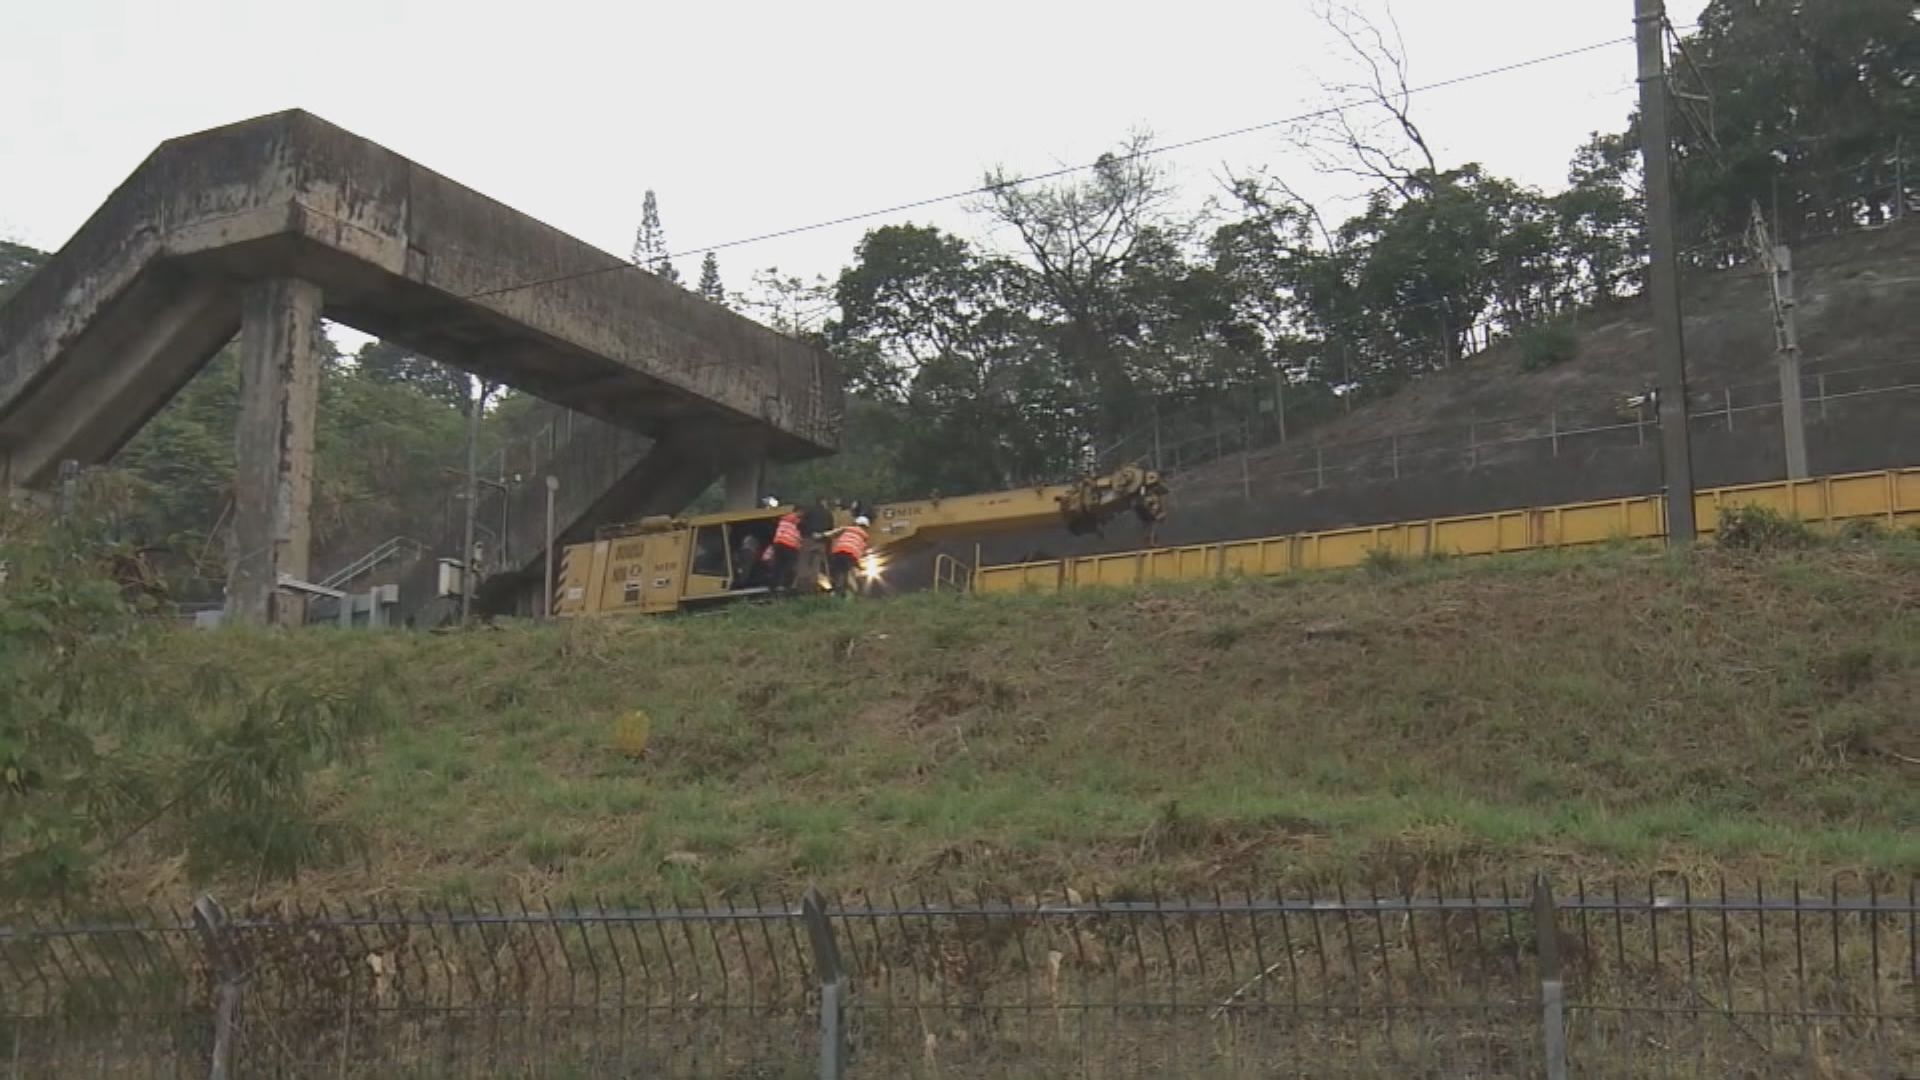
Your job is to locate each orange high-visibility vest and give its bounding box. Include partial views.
[772,513,803,550]
[830,525,869,559]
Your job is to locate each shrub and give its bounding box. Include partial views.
[1363,546,1404,576]
[1715,505,1816,551]
[1838,519,1886,543]
[1517,320,1580,372]
[1,504,391,902]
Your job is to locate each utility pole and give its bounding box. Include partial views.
[498,447,511,569]
[1751,207,1808,478]
[1773,243,1807,477]
[1272,361,1288,445]
[1634,0,1698,544]
[459,377,483,625]
[543,475,559,618]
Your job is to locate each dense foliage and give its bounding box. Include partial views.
[103,340,501,602]
[0,239,42,303]
[1667,0,1916,262]
[0,501,392,902]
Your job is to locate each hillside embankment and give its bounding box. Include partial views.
[82,536,1920,905]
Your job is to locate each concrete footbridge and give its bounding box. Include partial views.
[0,110,840,623]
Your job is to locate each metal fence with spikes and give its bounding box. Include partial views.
[1143,356,1920,502]
[2,877,1914,1078]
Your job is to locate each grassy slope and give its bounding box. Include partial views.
[116,541,1919,903]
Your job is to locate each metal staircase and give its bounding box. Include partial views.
[318,536,426,591]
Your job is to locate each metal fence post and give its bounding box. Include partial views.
[1390,436,1400,480]
[1550,412,1560,457]
[190,895,243,1080]
[802,888,847,1080]
[1532,875,1568,1080]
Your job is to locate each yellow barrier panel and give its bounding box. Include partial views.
[973,468,1920,596]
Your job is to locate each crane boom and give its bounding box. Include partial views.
[869,465,1168,552]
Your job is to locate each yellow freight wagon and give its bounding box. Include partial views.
[969,468,1920,595]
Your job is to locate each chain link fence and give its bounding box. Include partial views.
[4,877,1914,1078]
[1164,358,1920,505]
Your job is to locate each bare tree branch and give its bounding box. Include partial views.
[971,132,1175,445]
[1292,0,1440,199]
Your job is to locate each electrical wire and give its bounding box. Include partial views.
[460,35,1636,303]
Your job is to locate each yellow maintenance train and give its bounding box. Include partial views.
[554,466,1920,618]
[552,466,1169,617]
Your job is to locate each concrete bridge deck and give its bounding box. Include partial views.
[0,109,840,622]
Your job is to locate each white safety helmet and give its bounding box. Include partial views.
[854,515,871,527]
[761,495,780,509]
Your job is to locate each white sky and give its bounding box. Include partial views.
[2,0,1709,333]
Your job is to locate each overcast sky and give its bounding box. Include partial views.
[3,0,1708,330]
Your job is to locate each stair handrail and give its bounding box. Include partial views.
[319,536,427,591]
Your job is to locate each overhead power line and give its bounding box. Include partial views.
[462,35,1635,302]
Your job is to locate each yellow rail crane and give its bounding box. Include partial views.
[552,465,1167,618]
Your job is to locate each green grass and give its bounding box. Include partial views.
[96,539,1920,901]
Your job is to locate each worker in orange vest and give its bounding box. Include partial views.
[826,515,871,596]
[766,496,805,593]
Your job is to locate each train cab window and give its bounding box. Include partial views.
[727,518,780,589]
[690,525,729,579]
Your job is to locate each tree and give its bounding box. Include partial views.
[1246,2,1622,387]
[979,134,1180,449]
[631,190,681,285]
[736,267,832,336]
[112,348,242,588]
[1553,133,1645,302]
[1661,0,1918,260]
[1342,167,1551,376]
[767,397,910,507]
[1111,227,1263,413]
[1212,178,1343,429]
[697,252,726,303]
[1291,0,1440,200]
[1214,175,1366,395]
[0,239,47,304]
[353,340,470,411]
[832,225,1075,492]
[314,355,473,562]
[1479,175,1566,328]
[107,336,494,602]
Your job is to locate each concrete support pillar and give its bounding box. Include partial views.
[226,278,323,627]
[723,455,766,510]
